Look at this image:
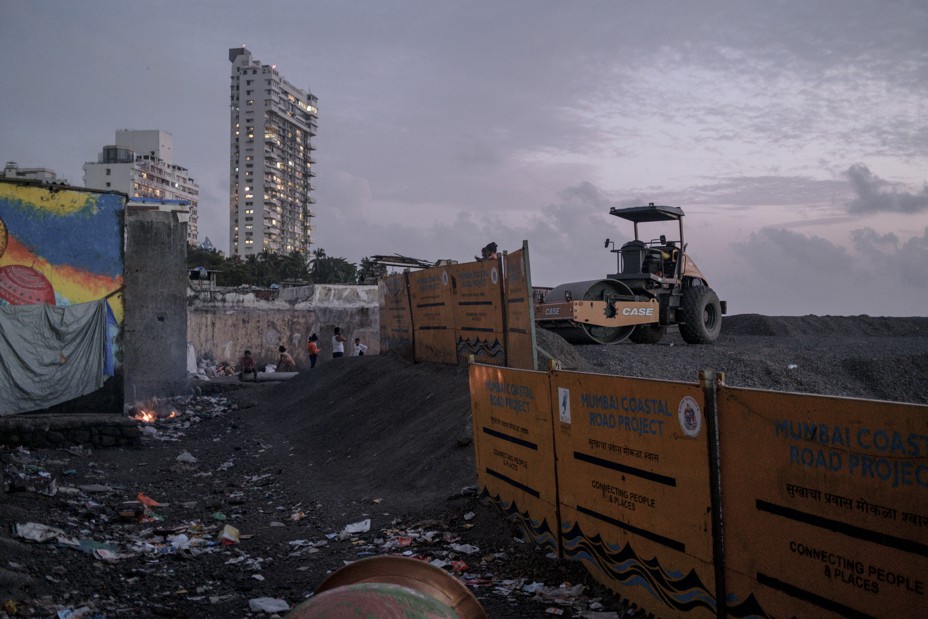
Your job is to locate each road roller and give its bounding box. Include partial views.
[535,203,727,345]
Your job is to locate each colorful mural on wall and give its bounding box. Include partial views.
[0,181,125,415]
[0,183,124,311]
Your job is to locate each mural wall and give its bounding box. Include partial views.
[0,181,124,415]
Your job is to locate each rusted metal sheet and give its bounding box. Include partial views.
[503,243,537,371]
[378,273,414,359]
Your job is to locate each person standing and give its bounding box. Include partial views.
[306,333,320,368]
[332,327,347,358]
[277,345,296,372]
[352,337,368,356]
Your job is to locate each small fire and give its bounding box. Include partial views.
[167,410,178,419]
[133,410,156,423]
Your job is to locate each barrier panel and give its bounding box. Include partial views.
[717,386,928,618]
[469,363,928,617]
[408,267,457,365]
[551,370,718,617]
[469,363,559,553]
[450,260,505,366]
[378,273,414,359]
[378,242,538,369]
[503,244,537,371]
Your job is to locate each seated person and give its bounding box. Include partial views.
[239,350,258,382]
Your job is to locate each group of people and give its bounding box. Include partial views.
[238,327,367,381]
[316,327,367,360]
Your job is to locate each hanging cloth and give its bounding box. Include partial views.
[0,299,107,416]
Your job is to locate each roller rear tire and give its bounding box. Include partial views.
[679,286,722,344]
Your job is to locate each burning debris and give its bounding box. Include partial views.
[128,401,181,423]
[127,395,234,428]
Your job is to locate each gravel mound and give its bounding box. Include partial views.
[573,316,928,404]
[723,314,928,337]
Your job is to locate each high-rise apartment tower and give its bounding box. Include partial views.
[228,47,318,257]
[83,129,200,244]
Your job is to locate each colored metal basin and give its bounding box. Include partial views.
[289,582,460,618]
[292,555,488,619]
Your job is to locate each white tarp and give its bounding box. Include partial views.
[0,299,107,416]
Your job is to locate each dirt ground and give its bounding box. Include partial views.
[1,314,926,618]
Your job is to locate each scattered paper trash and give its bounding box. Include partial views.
[450,543,480,555]
[788,364,798,370]
[219,524,240,545]
[342,518,371,535]
[13,522,69,543]
[248,597,290,613]
[136,492,163,507]
[176,451,198,464]
[93,548,121,562]
[522,582,545,594]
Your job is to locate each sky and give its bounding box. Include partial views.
[1,0,926,316]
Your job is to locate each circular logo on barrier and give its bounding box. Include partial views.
[491,267,499,285]
[678,396,702,438]
[442,271,449,286]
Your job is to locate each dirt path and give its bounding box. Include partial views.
[1,315,926,617]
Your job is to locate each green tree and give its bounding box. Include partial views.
[186,246,316,287]
[279,251,311,283]
[186,245,226,270]
[357,257,387,284]
[217,256,252,287]
[309,248,357,284]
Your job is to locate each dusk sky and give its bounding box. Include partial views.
[2,1,926,316]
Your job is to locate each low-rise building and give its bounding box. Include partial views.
[84,130,200,245]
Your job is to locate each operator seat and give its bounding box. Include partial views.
[620,240,647,274]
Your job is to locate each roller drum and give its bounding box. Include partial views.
[541,279,635,344]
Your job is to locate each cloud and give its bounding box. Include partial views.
[846,164,928,214]
[684,175,846,207]
[850,226,928,290]
[726,225,928,315]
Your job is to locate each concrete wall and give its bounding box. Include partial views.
[188,284,379,369]
[124,208,189,400]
